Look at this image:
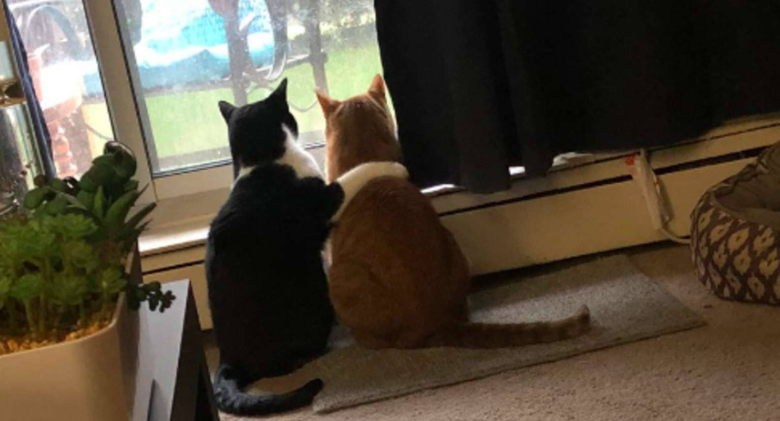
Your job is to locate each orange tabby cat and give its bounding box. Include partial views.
[317,75,590,349]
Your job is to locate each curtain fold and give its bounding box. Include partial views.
[375,0,780,193]
[2,0,55,178]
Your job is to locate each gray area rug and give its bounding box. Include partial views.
[245,255,705,414]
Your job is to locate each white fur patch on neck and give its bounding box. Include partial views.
[234,124,323,187]
[276,125,324,179]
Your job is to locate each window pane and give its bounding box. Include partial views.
[116,0,383,175]
[7,0,116,179]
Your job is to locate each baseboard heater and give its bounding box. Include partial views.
[437,120,780,276]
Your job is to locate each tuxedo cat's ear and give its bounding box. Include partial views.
[269,79,288,103]
[368,74,386,103]
[219,101,235,122]
[316,90,340,118]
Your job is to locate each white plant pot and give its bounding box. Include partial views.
[0,250,146,421]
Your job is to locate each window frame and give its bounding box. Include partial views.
[83,0,331,203]
[83,0,157,203]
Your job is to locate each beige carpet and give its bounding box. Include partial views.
[288,255,703,413]
[214,244,780,421]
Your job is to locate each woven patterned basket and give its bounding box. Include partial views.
[690,144,780,306]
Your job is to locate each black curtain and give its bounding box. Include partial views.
[375,1,780,193]
[2,0,55,177]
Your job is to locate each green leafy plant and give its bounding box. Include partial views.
[0,143,174,350]
[23,143,155,252]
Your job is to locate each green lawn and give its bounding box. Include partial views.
[83,41,386,171]
[144,42,384,165]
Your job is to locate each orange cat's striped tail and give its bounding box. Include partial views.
[425,305,591,348]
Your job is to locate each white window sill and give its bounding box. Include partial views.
[139,113,780,259]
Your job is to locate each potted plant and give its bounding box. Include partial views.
[0,142,174,421]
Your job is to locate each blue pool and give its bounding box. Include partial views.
[84,0,275,96]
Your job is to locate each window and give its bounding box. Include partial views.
[7,0,116,179]
[9,0,383,202]
[113,0,383,177]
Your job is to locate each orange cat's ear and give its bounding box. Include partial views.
[368,74,386,102]
[316,90,339,117]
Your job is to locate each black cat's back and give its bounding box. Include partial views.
[207,164,339,378]
[207,79,344,415]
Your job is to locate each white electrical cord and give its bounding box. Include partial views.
[661,226,691,245]
[626,150,691,245]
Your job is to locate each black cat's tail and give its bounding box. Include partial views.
[213,364,323,416]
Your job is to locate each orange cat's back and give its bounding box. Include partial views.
[321,75,590,350]
[328,176,471,348]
